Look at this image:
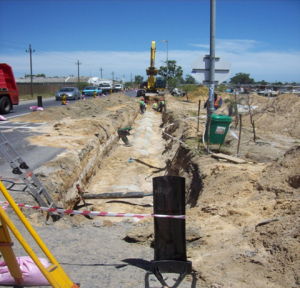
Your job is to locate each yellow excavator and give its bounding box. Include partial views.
[142,41,166,97]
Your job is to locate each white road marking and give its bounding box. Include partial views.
[5,113,30,119]
[0,126,41,129]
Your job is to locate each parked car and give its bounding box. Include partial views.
[55,87,81,101]
[82,86,102,97]
[136,89,146,97]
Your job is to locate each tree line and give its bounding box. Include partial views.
[127,62,297,89]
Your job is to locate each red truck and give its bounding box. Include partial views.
[0,63,19,114]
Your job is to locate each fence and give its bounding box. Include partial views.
[17,83,77,96]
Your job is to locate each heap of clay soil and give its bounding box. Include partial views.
[127,92,300,288]
[11,91,300,288]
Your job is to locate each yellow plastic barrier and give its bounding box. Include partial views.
[0,180,79,288]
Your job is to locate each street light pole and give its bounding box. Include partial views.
[162,40,168,91]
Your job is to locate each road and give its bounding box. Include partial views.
[0,92,137,181]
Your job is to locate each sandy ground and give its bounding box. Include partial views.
[0,91,299,288]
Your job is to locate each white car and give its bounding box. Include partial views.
[115,84,123,91]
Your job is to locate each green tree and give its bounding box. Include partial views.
[180,84,199,102]
[134,75,144,86]
[124,81,132,88]
[36,73,46,77]
[257,80,269,85]
[230,72,254,84]
[158,60,184,88]
[76,82,89,91]
[185,74,197,84]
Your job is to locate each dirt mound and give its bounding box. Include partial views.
[15,93,138,122]
[236,93,300,138]
[5,92,300,287]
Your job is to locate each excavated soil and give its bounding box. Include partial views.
[1,91,300,288]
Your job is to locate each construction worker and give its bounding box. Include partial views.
[204,93,223,110]
[152,100,158,111]
[214,93,223,109]
[117,127,132,146]
[158,98,165,112]
[139,98,146,114]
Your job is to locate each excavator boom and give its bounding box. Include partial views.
[145,41,166,96]
[146,41,158,76]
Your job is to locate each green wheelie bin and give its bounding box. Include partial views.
[204,114,232,145]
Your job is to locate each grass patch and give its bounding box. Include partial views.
[186,110,206,117]
[19,93,55,101]
[184,138,207,155]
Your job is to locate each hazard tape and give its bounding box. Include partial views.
[0,201,185,219]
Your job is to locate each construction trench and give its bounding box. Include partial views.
[28,95,201,216]
[1,92,300,287]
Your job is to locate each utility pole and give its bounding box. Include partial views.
[26,44,35,98]
[112,71,114,80]
[99,68,103,79]
[130,73,132,84]
[75,60,81,83]
[208,0,216,115]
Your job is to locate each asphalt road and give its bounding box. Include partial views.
[0,92,137,181]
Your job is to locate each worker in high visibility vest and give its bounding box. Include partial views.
[158,98,165,112]
[139,98,146,114]
[152,100,158,111]
[204,93,223,110]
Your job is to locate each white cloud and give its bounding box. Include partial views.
[191,39,261,54]
[1,41,300,83]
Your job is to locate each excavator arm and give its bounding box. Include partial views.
[146,41,158,91]
[144,41,166,96]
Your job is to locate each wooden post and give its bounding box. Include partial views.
[237,114,242,156]
[197,100,201,132]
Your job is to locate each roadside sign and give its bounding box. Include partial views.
[191,55,231,84]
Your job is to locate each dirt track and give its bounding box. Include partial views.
[1,91,299,287]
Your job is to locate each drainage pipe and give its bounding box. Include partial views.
[83,191,147,199]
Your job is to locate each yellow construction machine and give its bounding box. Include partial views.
[143,41,166,97]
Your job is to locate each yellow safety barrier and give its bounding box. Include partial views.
[0,213,24,285]
[62,94,67,105]
[0,180,80,288]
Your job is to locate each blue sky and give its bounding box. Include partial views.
[0,0,299,83]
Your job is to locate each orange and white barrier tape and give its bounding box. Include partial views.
[0,201,185,219]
